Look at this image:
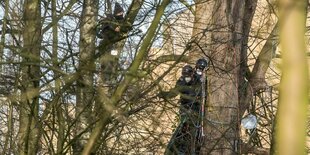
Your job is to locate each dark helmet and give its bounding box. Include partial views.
[182,65,194,76]
[195,58,208,70]
[114,2,124,15]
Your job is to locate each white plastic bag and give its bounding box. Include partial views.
[241,114,257,129]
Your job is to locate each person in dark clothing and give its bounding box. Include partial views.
[161,65,201,155]
[193,58,208,82]
[188,58,207,110]
[159,65,197,116]
[97,3,130,84]
[162,59,208,155]
[191,58,208,107]
[97,2,125,41]
[164,59,208,113]
[159,65,194,97]
[191,58,208,154]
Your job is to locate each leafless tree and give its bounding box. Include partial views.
[0,0,308,155]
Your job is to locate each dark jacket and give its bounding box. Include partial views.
[176,77,197,106]
[97,14,123,40]
[159,76,199,113]
[187,72,207,113]
[192,72,207,97]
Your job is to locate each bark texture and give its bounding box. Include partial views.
[74,0,98,154]
[200,0,258,154]
[18,0,42,154]
[275,0,308,154]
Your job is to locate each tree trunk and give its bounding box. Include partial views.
[238,0,258,117]
[240,23,277,117]
[190,0,211,60]
[51,0,66,153]
[17,0,42,154]
[275,0,308,154]
[202,0,249,154]
[74,0,98,154]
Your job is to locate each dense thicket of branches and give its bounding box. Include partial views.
[0,0,309,154]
